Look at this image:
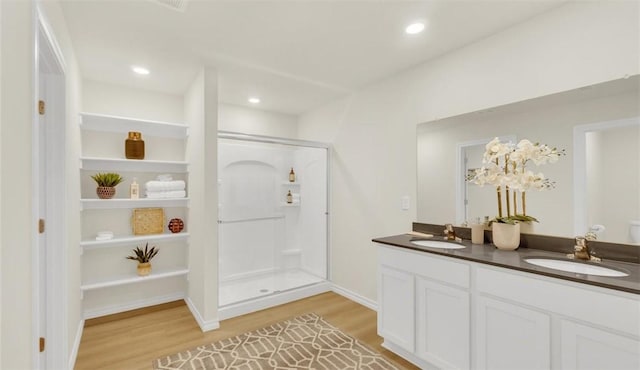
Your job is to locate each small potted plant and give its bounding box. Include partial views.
[91,172,124,199]
[126,243,158,276]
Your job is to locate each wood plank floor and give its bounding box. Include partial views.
[74,292,419,369]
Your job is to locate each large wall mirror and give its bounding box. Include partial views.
[417,76,639,245]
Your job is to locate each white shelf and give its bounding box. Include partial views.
[81,267,189,291]
[81,198,189,210]
[80,157,188,173]
[80,112,188,139]
[282,182,300,186]
[81,233,190,250]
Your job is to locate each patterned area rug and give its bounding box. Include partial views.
[154,313,403,370]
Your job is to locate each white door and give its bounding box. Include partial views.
[416,277,470,369]
[378,265,415,352]
[475,295,550,370]
[560,320,640,370]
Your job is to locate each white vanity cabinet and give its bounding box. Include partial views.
[378,265,415,352]
[376,243,640,370]
[475,295,550,370]
[378,245,471,369]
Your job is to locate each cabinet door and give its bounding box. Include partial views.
[416,277,470,369]
[561,320,640,370]
[378,265,415,352]
[475,295,550,370]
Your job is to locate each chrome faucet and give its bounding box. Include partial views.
[568,236,601,262]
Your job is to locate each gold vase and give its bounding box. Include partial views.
[125,131,145,160]
[137,262,151,276]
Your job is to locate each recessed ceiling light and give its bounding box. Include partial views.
[405,22,425,35]
[132,66,150,75]
[248,97,261,104]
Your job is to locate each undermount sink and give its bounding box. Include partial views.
[411,240,466,249]
[524,258,628,277]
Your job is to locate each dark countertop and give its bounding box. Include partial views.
[373,234,640,295]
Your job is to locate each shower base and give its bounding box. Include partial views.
[218,269,330,320]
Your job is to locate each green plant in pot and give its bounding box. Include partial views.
[91,172,124,199]
[126,243,158,276]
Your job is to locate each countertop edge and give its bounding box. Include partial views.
[373,235,640,296]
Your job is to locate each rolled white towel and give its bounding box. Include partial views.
[145,180,186,192]
[145,190,187,199]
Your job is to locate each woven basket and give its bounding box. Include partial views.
[132,208,164,235]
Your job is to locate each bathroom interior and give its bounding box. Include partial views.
[1,1,639,369]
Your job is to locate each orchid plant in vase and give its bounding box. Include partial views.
[467,137,565,225]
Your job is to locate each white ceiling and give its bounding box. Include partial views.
[60,0,566,115]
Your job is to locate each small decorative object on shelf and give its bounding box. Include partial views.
[168,218,184,233]
[95,231,114,241]
[286,190,293,204]
[126,243,158,276]
[289,168,296,182]
[467,137,564,250]
[125,131,145,160]
[132,208,165,235]
[91,172,124,199]
[130,178,139,199]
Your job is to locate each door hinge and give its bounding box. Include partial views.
[39,219,45,234]
[38,100,45,115]
[39,337,45,352]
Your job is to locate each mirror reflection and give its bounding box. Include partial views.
[417,77,639,244]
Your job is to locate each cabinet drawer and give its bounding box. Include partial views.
[378,245,469,289]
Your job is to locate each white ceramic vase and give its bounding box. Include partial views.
[492,222,521,250]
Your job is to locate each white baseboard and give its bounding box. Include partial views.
[185,297,220,332]
[68,319,84,370]
[382,340,430,369]
[82,292,185,319]
[331,284,378,311]
[218,282,332,321]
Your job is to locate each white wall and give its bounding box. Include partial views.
[0,1,4,366]
[185,68,219,330]
[0,1,34,368]
[219,103,298,138]
[298,1,639,301]
[83,79,183,122]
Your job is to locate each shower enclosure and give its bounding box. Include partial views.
[218,133,329,318]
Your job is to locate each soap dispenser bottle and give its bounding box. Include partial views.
[130,178,139,199]
[289,168,296,183]
[286,190,293,204]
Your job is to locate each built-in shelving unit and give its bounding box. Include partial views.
[81,268,189,291]
[80,197,190,210]
[80,157,188,173]
[80,112,188,138]
[81,232,190,250]
[79,112,190,318]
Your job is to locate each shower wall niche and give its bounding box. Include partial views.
[218,136,328,310]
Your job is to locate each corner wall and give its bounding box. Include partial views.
[185,68,219,330]
[298,1,639,301]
